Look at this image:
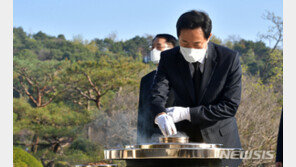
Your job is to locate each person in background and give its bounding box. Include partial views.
[137,34,177,144]
[276,109,283,167]
[150,10,242,167]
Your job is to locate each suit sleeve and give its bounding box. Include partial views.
[137,78,145,143]
[276,110,283,162]
[150,53,170,119]
[190,52,242,125]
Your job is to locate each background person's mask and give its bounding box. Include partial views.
[150,48,161,64]
[180,46,207,63]
[150,45,170,64]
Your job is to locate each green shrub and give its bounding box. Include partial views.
[13,147,43,167]
[14,161,28,167]
[61,149,91,164]
[69,138,99,153]
[65,138,104,164]
[55,161,71,167]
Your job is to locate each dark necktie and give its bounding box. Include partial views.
[192,62,202,102]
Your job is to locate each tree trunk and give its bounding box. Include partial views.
[87,100,91,110]
[47,161,55,167]
[41,159,55,167]
[95,97,100,109]
[53,143,61,153]
[88,126,92,141]
[41,158,47,167]
[31,134,39,153]
[37,88,42,107]
[271,38,281,53]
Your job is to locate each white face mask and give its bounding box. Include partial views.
[150,46,170,64]
[150,48,161,64]
[180,46,207,63]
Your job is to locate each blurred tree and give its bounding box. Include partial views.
[233,39,271,77]
[13,98,93,154]
[107,31,118,41]
[61,56,145,112]
[33,31,54,41]
[13,58,68,108]
[14,27,40,53]
[258,11,283,53]
[260,49,283,88]
[13,27,27,52]
[210,34,222,45]
[57,34,66,40]
[72,34,84,44]
[85,41,98,53]
[14,49,38,60]
[36,48,51,60]
[223,35,242,49]
[123,36,150,59]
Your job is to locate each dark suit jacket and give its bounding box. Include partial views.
[137,70,175,144]
[150,42,242,167]
[276,110,283,163]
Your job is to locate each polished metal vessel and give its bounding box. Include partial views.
[159,136,189,143]
[104,137,242,167]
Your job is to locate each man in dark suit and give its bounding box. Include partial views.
[137,34,177,144]
[151,10,242,166]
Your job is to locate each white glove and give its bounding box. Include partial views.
[154,113,177,136]
[166,106,191,123]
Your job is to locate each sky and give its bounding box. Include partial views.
[13,0,283,47]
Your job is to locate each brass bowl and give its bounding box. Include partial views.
[159,136,189,143]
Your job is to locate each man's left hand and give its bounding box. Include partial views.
[166,106,191,123]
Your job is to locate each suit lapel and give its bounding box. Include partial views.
[197,42,217,105]
[176,48,195,104]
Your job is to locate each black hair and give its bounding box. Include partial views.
[152,34,178,47]
[176,10,212,39]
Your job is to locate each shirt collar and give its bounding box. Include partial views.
[199,48,208,64]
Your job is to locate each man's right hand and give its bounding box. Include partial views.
[154,112,177,136]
